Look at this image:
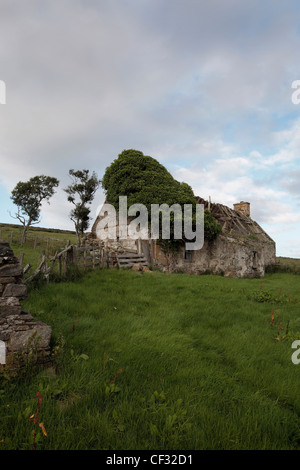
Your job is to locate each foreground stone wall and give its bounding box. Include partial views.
[0,242,52,367]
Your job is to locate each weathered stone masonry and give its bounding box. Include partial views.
[92,198,276,277]
[0,242,52,366]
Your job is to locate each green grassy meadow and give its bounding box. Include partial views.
[1,262,300,449]
[0,223,77,277]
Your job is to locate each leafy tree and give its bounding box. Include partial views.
[102,149,195,210]
[102,149,221,249]
[64,169,100,246]
[10,175,59,245]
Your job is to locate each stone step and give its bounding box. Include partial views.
[117,253,148,268]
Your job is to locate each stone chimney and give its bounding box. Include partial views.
[233,201,250,217]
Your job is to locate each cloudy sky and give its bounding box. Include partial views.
[0,0,300,257]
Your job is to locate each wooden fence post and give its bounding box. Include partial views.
[84,247,87,268]
[44,257,50,284]
[63,252,67,275]
[98,242,102,267]
[73,246,77,265]
[66,246,73,266]
[19,252,24,266]
[92,246,95,269]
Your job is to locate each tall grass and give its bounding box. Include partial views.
[0,269,299,450]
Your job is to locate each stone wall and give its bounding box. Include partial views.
[92,201,276,278]
[153,235,276,277]
[0,242,52,367]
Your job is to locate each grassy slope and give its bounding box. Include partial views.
[0,223,77,273]
[1,268,300,450]
[277,257,300,268]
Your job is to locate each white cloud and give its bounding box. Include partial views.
[1,0,300,256]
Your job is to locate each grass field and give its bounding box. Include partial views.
[1,264,300,450]
[0,223,77,275]
[277,257,300,267]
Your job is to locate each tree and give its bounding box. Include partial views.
[64,169,100,246]
[102,149,195,211]
[204,209,222,241]
[102,149,222,250]
[10,175,59,245]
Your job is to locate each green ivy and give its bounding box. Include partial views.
[102,149,222,251]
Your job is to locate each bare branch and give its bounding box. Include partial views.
[9,210,26,226]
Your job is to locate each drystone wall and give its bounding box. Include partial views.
[154,235,276,277]
[0,241,52,367]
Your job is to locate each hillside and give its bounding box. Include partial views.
[0,227,300,450]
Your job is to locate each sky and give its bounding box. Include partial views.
[0,0,300,257]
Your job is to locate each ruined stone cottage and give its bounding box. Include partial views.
[91,199,276,278]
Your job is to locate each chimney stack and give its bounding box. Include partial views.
[233,201,250,217]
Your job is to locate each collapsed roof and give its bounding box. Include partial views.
[196,197,274,244]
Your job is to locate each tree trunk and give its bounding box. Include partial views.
[21,226,28,245]
[76,230,81,247]
[21,218,32,245]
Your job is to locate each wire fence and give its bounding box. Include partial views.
[0,228,75,257]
